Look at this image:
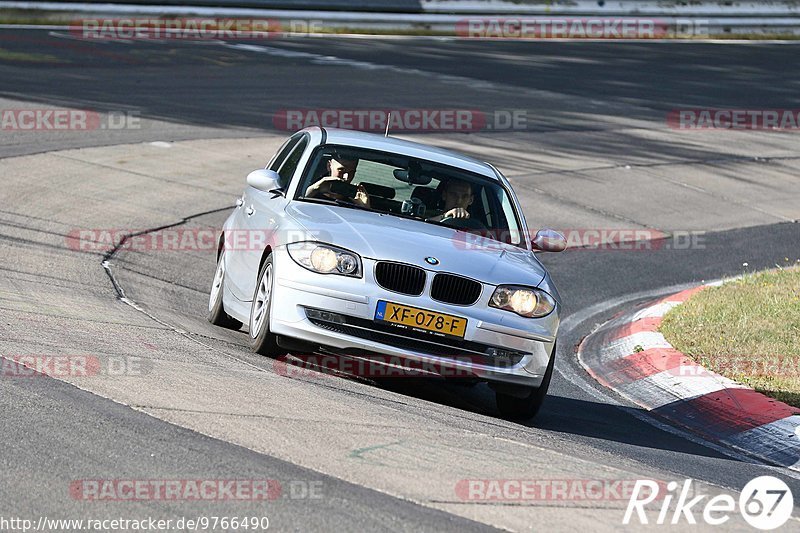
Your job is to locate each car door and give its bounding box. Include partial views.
[231,133,310,301]
[225,133,303,300]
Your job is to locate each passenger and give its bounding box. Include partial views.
[305,156,370,207]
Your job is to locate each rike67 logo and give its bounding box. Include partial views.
[624,476,794,529]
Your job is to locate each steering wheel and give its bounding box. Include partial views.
[440,216,487,231]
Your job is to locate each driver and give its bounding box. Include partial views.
[427,179,474,222]
[305,156,370,208]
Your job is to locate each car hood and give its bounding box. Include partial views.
[284,202,546,286]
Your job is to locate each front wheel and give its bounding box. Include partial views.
[207,250,243,330]
[249,254,281,357]
[495,347,555,420]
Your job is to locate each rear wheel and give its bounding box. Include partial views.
[207,250,243,330]
[249,254,281,357]
[495,348,555,420]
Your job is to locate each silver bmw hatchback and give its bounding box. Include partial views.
[208,127,565,419]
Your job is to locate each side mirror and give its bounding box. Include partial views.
[247,169,281,193]
[531,229,567,252]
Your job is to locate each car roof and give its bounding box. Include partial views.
[304,127,498,179]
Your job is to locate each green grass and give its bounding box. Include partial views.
[660,264,800,406]
[0,47,60,63]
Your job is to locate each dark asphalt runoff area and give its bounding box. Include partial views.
[1,28,799,531]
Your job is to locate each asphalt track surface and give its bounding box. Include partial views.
[1,29,800,531]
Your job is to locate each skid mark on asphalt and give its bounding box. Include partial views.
[513,153,800,180]
[140,407,420,429]
[112,265,212,295]
[509,180,653,229]
[633,164,796,224]
[0,231,83,254]
[225,42,524,93]
[52,153,237,196]
[0,207,80,227]
[0,265,99,289]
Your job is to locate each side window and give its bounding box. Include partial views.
[277,136,309,188]
[268,134,302,172]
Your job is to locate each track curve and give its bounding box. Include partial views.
[2,30,800,531]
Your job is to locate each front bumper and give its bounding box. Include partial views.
[268,247,558,387]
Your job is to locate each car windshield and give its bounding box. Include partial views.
[296,145,524,246]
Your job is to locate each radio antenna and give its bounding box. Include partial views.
[385,112,391,137]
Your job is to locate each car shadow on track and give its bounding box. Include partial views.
[374,377,738,462]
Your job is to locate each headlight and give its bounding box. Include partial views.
[287,242,362,277]
[489,285,556,318]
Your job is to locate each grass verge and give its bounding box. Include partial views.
[660,265,800,407]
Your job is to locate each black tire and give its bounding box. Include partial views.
[249,254,281,357]
[496,347,555,420]
[207,251,243,330]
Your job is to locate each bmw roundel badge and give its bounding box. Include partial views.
[424,257,440,265]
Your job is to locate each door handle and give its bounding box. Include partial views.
[246,206,255,216]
